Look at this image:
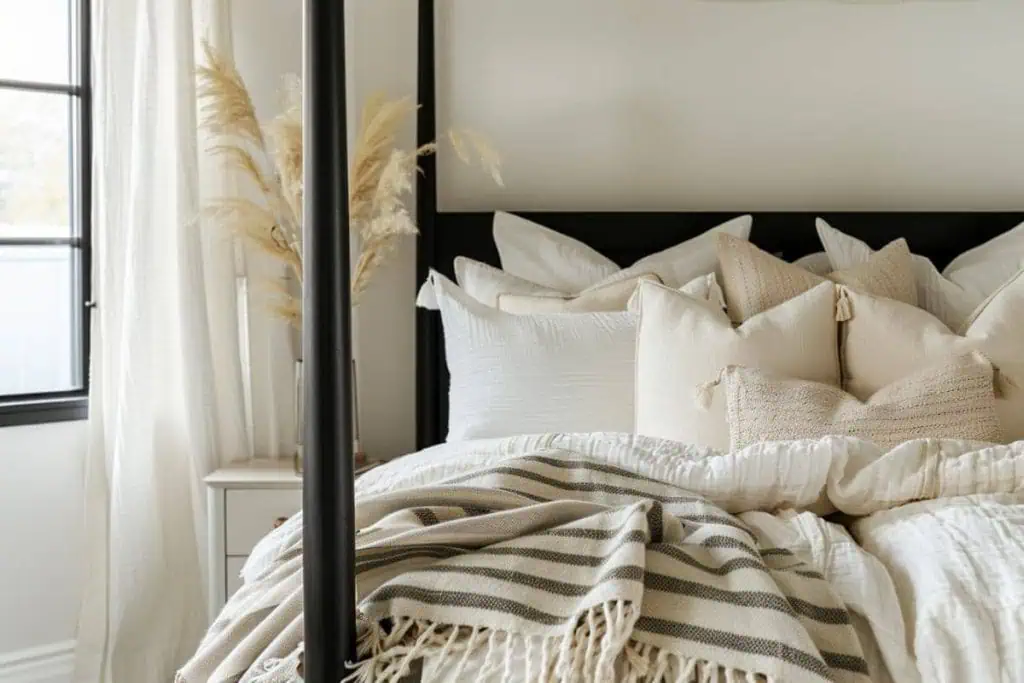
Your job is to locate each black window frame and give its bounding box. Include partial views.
[0,0,92,427]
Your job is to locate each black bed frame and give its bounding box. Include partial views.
[302,1,1024,680]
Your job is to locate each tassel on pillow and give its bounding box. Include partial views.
[694,367,729,412]
[994,367,1018,399]
[835,287,853,323]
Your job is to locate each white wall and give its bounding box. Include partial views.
[439,0,1024,212]
[0,422,86,680]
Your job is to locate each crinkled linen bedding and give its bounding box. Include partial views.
[187,433,1024,683]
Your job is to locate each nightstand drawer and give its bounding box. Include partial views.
[225,489,302,555]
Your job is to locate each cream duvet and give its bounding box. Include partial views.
[181,433,1024,683]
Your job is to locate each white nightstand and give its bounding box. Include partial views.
[205,459,301,621]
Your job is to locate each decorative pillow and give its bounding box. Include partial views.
[497,273,661,314]
[430,271,637,441]
[717,234,916,322]
[634,279,841,451]
[416,257,724,313]
[817,219,1024,330]
[493,212,753,292]
[720,352,1002,451]
[793,252,833,276]
[842,270,1024,442]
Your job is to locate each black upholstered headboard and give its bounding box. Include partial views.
[411,1,1023,450]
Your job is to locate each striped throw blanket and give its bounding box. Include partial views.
[349,452,868,683]
[179,447,870,683]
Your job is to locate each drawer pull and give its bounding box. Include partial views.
[273,516,288,529]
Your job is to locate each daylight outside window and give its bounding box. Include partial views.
[0,0,90,425]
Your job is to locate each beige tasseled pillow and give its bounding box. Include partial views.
[719,351,1003,451]
[717,234,917,322]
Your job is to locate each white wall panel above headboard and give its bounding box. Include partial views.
[437,0,1024,211]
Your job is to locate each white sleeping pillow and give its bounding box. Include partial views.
[634,280,841,451]
[493,212,753,292]
[430,271,637,441]
[842,270,1024,442]
[816,219,1024,330]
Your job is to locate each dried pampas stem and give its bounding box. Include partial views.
[196,41,265,147]
[197,43,502,321]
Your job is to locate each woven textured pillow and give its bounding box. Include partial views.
[717,234,917,322]
[722,352,1002,451]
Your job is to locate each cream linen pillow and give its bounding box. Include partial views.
[498,273,661,313]
[722,352,1002,451]
[842,270,1024,442]
[494,212,753,291]
[634,280,841,451]
[817,219,1024,330]
[717,234,917,322]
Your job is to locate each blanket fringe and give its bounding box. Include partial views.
[344,601,773,683]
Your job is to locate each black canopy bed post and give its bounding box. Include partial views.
[302,0,356,681]
[416,0,440,451]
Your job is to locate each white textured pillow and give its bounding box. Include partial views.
[634,280,841,451]
[817,219,1024,330]
[493,212,753,292]
[722,353,1002,451]
[842,270,1024,442]
[430,271,637,441]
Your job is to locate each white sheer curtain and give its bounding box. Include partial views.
[74,0,260,679]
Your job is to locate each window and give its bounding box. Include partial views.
[0,0,91,426]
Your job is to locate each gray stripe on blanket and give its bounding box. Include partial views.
[360,529,647,574]
[357,548,465,574]
[635,616,836,680]
[823,650,872,674]
[676,513,754,535]
[643,572,850,625]
[451,466,702,504]
[401,564,645,596]
[412,508,439,526]
[518,454,705,494]
[365,585,568,625]
[651,544,770,577]
[647,502,664,543]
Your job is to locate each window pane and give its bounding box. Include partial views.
[0,1,70,85]
[0,245,78,395]
[0,90,71,239]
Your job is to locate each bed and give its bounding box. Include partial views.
[178,1,1024,682]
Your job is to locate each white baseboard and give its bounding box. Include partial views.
[0,641,75,683]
